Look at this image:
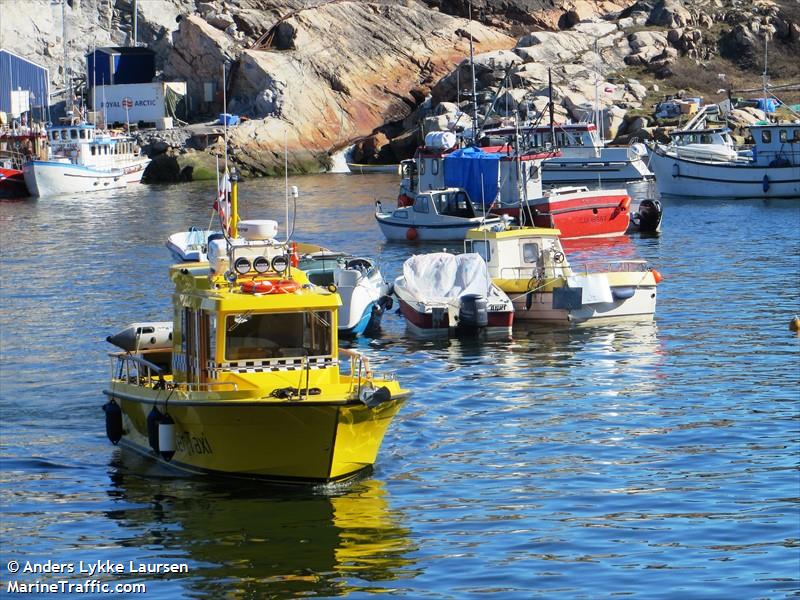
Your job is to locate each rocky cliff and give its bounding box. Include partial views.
[2,0,798,177]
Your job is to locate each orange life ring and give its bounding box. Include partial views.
[241,280,274,294]
[273,279,300,293]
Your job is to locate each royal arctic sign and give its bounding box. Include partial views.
[91,82,185,124]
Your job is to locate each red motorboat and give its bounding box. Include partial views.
[0,166,28,199]
[491,186,632,239]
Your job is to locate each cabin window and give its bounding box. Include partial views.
[70,129,77,140]
[181,308,212,384]
[522,243,539,263]
[79,129,87,139]
[528,164,540,181]
[413,196,430,213]
[419,160,425,175]
[792,130,800,142]
[91,146,96,156]
[224,311,332,360]
[779,130,788,143]
[469,240,491,262]
[761,130,772,144]
[431,158,439,175]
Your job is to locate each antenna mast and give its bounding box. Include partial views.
[469,1,478,145]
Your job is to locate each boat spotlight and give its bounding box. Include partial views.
[253,256,270,274]
[272,255,289,273]
[234,257,252,275]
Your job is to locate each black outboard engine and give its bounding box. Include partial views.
[458,294,489,334]
[631,199,663,234]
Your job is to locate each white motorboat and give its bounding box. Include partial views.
[22,123,150,196]
[649,122,800,199]
[465,224,659,325]
[376,187,502,241]
[166,228,218,262]
[299,251,393,337]
[393,252,514,338]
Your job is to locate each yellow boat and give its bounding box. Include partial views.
[102,172,409,484]
[465,225,660,325]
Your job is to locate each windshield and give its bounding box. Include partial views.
[225,311,332,360]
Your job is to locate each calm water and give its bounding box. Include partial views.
[1,175,798,599]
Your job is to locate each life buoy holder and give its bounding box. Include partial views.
[241,279,300,294]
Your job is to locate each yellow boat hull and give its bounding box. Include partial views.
[105,385,406,484]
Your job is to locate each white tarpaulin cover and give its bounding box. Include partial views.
[566,274,613,304]
[401,253,491,302]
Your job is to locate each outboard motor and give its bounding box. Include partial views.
[457,294,489,334]
[636,199,663,234]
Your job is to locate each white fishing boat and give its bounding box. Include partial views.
[649,122,800,198]
[465,224,659,325]
[479,122,653,184]
[393,252,514,338]
[166,228,218,262]
[376,187,502,241]
[22,123,150,196]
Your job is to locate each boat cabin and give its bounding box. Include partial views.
[669,127,735,148]
[45,123,141,166]
[399,146,550,208]
[464,226,572,283]
[481,123,601,154]
[749,123,800,166]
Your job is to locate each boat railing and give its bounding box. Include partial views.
[172,381,239,392]
[109,352,166,388]
[340,348,374,396]
[572,259,650,274]
[498,265,566,281]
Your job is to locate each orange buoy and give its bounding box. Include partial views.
[290,242,299,267]
[406,227,418,240]
[241,280,275,294]
[790,316,800,332]
[650,268,663,284]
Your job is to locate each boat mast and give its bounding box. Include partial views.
[62,0,71,119]
[548,68,555,150]
[469,1,478,145]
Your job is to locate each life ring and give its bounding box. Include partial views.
[273,279,300,293]
[241,280,274,294]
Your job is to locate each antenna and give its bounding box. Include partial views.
[285,127,290,241]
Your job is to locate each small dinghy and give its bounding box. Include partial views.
[393,252,514,338]
[165,228,218,262]
[300,252,393,337]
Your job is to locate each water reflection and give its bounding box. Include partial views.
[105,452,419,597]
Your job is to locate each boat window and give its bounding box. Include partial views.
[779,130,788,143]
[91,146,96,156]
[413,196,430,213]
[225,311,332,360]
[522,243,539,263]
[391,210,408,219]
[79,129,87,139]
[431,158,439,175]
[439,191,474,218]
[793,129,800,142]
[528,164,540,180]
[761,130,772,144]
[470,240,491,262]
[70,129,77,140]
[419,160,425,175]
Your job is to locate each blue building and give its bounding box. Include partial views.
[0,49,50,119]
[86,47,156,88]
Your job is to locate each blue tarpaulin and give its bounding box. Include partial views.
[754,98,779,113]
[443,147,501,208]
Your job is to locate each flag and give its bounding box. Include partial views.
[214,168,232,233]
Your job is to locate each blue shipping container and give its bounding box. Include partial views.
[86,47,155,88]
[0,49,50,117]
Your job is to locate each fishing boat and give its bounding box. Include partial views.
[479,122,653,184]
[393,252,514,338]
[0,165,28,198]
[103,172,408,484]
[23,123,150,196]
[299,251,394,337]
[376,187,502,241]
[397,141,658,239]
[648,122,800,198]
[0,125,47,198]
[465,224,659,325]
[347,163,399,174]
